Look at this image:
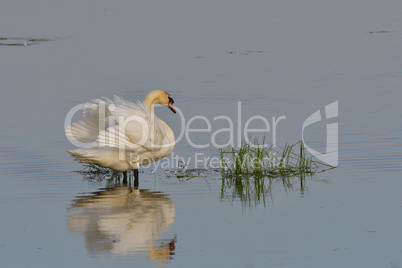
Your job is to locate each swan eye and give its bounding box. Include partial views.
[168,97,174,104]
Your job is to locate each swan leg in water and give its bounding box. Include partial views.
[123,171,128,184]
[134,169,139,188]
[122,169,139,187]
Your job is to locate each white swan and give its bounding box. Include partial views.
[66,90,176,183]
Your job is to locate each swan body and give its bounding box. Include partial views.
[66,90,176,180]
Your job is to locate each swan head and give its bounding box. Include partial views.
[144,90,176,114]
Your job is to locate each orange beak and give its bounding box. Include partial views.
[168,100,176,114]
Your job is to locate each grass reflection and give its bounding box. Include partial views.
[220,174,311,209]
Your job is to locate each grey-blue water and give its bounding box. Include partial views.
[1,1,402,267]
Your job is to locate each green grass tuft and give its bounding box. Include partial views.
[220,138,334,178]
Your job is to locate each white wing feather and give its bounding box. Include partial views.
[67,98,115,143]
[67,96,166,151]
[106,96,166,150]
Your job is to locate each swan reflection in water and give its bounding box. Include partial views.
[67,185,176,263]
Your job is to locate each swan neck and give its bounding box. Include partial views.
[144,94,157,114]
[144,98,160,124]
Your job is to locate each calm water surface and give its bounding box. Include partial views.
[1,1,402,267]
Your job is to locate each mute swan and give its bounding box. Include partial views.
[66,90,176,185]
